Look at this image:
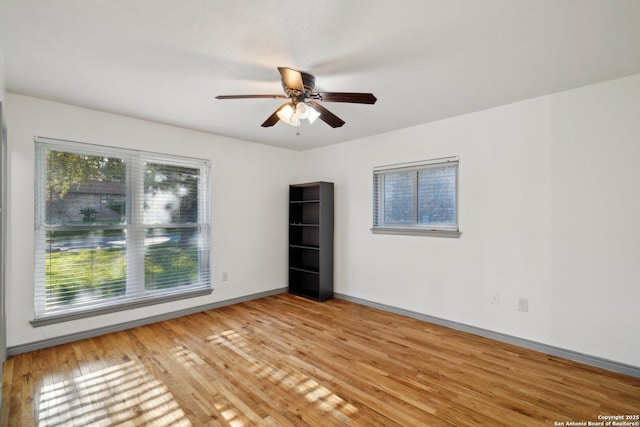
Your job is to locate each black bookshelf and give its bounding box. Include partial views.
[288,182,334,302]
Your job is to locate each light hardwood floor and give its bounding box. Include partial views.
[2,294,639,426]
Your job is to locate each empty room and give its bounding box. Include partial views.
[0,1,639,425]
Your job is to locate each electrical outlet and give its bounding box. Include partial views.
[491,292,500,305]
[518,298,529,312]
[221,272,228,282]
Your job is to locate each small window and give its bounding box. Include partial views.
[33,137,212,325]
[372,157,460,237]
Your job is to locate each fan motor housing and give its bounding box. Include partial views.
[282,71,316,96]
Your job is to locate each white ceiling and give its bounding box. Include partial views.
[1,1,639,151]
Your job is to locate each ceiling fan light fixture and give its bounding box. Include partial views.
[288,114,301,126]
[277,102,311,127]
[276,103,295,123]
[307,105,321,124]
[295,102,310,119]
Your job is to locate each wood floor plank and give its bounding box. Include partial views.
[8,349,24,426]
[2,293,639,426]
[1,357,14,426]
[19,351,36,427]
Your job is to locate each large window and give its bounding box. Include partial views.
[33,137,211,325]
[372,157,460,237]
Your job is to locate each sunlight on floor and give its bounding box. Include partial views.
[38,359,191,427]
[172,341,253,426]
[207,329,358,424]
[171,345,206,368]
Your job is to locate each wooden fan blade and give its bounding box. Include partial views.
[216,94,288,100]
[317,92,377,104]
[261,111,280,127]
[307,101,345,128]
[261,103,290,127]
[278,67,304,92]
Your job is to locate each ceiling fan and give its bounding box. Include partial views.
[216,67,377,128]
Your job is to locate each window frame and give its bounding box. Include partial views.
[32,137,212,326]
[372,156,461,238]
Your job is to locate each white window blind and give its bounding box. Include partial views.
[373,157,460,237]
[33,137,211,325]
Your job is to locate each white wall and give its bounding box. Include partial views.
[296,74,640,367]
[0,50,5,101]
[0,49,7,370]
[5,93,299,348]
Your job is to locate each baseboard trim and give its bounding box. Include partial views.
[9,289,639,379]
[334,293,640,379]
[7,287,288,356]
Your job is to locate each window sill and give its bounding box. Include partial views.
[31,287,213,327]
[371,227,461,238]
